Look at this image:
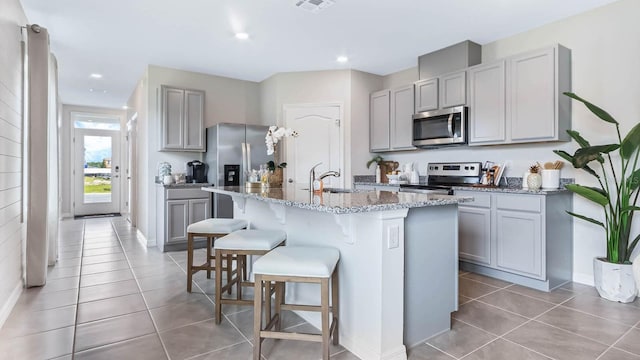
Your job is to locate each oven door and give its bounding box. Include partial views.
[412,106,467,147]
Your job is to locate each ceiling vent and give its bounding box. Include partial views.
[295,0,335,13]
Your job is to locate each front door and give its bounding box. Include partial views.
[285,104,343,188]
[74,128,121,216]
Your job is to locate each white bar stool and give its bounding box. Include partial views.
[186,218,247,292]
[213,229,287,324]
[252,246,340,360]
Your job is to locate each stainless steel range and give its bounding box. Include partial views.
[399,162,482,195]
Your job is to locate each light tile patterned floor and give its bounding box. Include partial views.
[0,217,639,360]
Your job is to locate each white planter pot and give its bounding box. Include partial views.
[593,257,638,303]
[634,256,640,297]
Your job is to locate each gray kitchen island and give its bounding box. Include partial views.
[202,185,472,360]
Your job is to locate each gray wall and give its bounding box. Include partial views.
[0,0,27,325]
[133,65,261,244]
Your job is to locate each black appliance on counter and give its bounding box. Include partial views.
[399,162,482,195]
[186,160,208,183]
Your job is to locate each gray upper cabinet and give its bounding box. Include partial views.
[415,71,466,113]
[509,46,570,142]
[390,84,416,150]
[161,85,205,152]
[468,44,571,146]
[440,71,466,108]
[370,85,415,152]
[414,78,438,113]
[468,61,507,144]
[370,89,390,152]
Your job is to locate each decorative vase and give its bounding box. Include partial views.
[593,257,638,303]
[163,175,173,185]
[269,168,283,187]
[527,173,542,190]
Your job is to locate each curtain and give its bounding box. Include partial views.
[25,25,54,287]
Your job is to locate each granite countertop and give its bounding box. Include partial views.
[353,176,573,195]
[201,185,472,214]
[158,182,211,188]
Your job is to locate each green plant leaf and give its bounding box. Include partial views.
[564,92,618,124]
[573,144,620,167]
[553,150,574,163]
[566,184,609,206]
[627,233,640,262]
[566,211,605,228]
[628,168,640,191]
[366,155,383,169]
[620,122,640,159]
[621,206,640,213]
[566,130,591,148]
[582,165,600,179]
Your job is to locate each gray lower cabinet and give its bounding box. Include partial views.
[457,190,572,291]
[157,186,211,251]
[459,195,491,265]
[161,85,205,152]
[468,44,571,146]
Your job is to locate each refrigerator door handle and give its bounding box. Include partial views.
[241,142,247,184]
[247,143,252,172]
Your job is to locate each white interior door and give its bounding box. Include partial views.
[74,128,121,216]
[285,104,343,188]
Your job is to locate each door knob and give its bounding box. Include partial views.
[288,178,293,183]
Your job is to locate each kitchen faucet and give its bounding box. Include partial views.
[309,162,323,191]
[309,162,341,191]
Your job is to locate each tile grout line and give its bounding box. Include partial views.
[165,250,257,347]
[69,219,86,360]
[109,219,173,360]
[594,318,640,360]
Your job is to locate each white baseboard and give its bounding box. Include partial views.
[136,229,155,247]
[573,272,595,286]
[0,281,23,328]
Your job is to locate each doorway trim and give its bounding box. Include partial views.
[283,102,345,188]
[71,111,123,217]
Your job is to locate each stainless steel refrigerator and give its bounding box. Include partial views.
[205,123,271,218]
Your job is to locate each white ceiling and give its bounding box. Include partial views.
[20,0,618,109]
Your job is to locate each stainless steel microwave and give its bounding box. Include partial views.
[412,106,467,147]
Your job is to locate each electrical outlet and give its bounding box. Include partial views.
[388,225,399,249]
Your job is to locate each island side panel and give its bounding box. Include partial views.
[234,197,409,360]
[404,204,459,347]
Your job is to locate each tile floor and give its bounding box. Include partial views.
[0,217,638,360]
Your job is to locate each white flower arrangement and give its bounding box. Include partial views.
[265,126,298,156]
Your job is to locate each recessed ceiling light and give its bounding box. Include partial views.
[102,90,108,94]
[336,56,349,63]
[89,88,94,92]
[90,73,103,79]
[122,105,129,110]
[235,32,249,40]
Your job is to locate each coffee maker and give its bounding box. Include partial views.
[186,160,207,183]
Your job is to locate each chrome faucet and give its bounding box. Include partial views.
[319,170,341,181]
[309,162,323,191]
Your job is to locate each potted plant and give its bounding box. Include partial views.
[554,92,640,303]
[265,126,298,187]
